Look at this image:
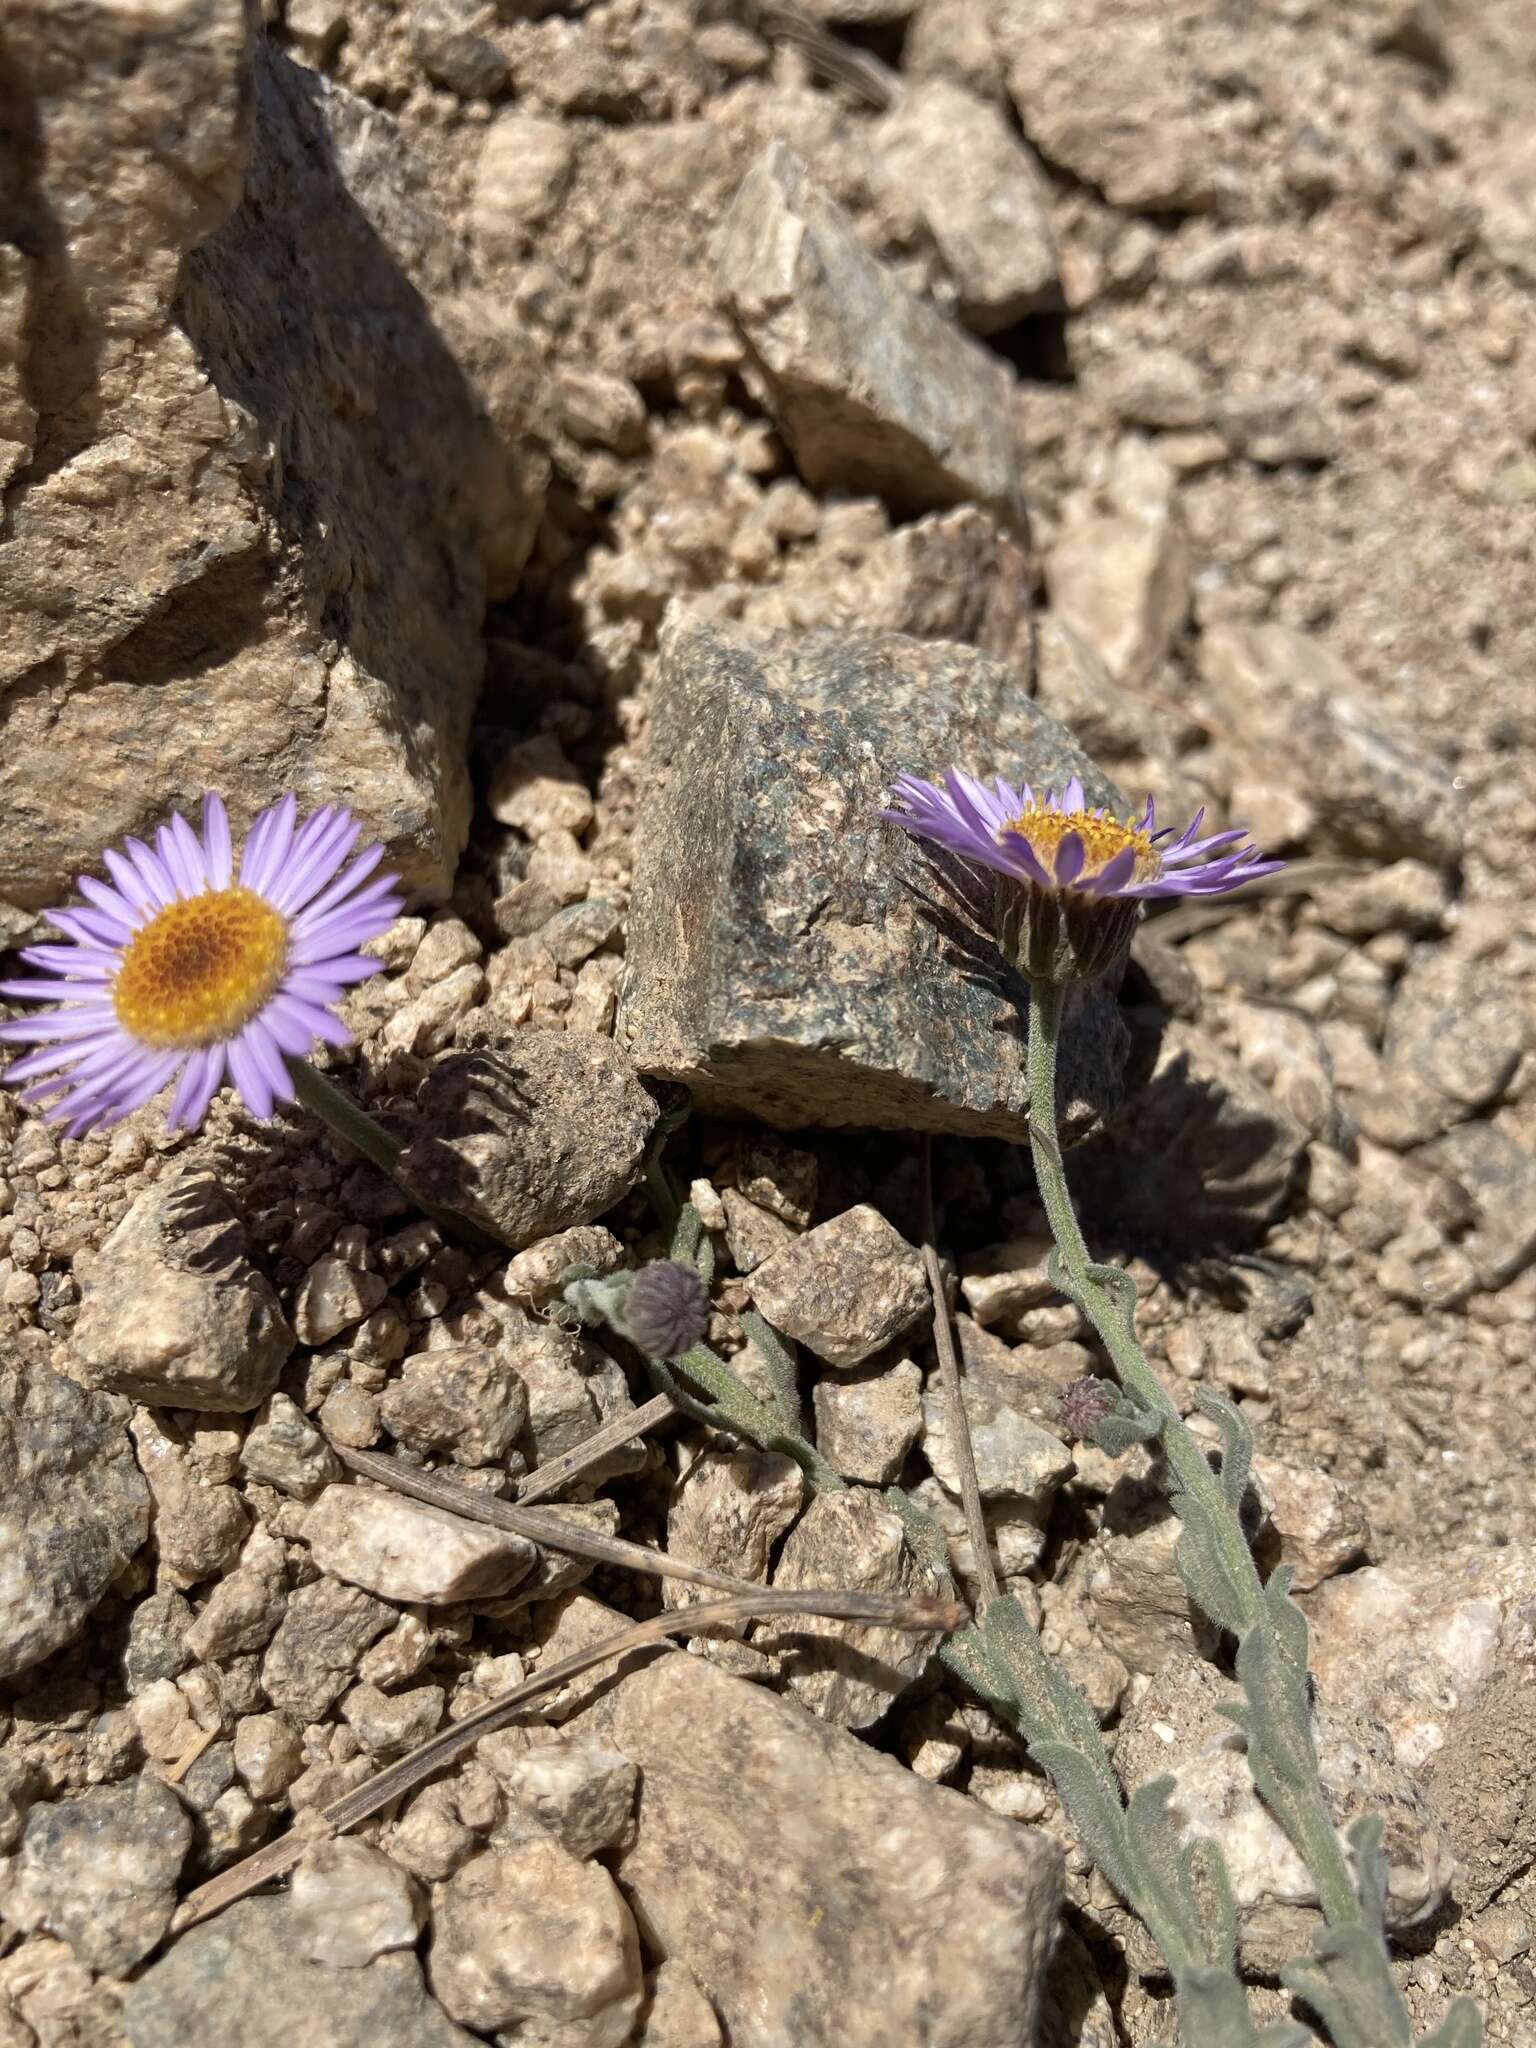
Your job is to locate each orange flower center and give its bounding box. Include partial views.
[1000,804,1160,884]
[113,888,287,1049]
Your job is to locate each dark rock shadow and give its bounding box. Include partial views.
[387,1048,539,1219]
[156,1172,254,1281]
[1073,1004,1307,1253]
[171,41,495,774]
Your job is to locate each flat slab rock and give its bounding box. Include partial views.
[589,1650,1062,2048]
[619,614,1129,1143]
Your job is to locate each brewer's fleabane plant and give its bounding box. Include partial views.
[886,769,1481,2048]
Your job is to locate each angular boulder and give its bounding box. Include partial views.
[619,613,1130,1143]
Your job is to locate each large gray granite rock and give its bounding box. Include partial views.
[592,1651,1061,2047]
[0,1359,151,1681]
[618,613,1129,1142]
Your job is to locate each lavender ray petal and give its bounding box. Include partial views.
[1167,806,1208,853]
[993,830,1052,887]
[102,849,161,922]
[155,821,196,899]
[288,844,387,932]
[228,1033,275,1121]
[167,1048,214,1130]
[173,1045,227,1132]
[75,878,139,937]
[258,1000,319,1057]
[0,1008,119,1045]
[282,956,380,993]
[4,1032,125,1083]
[245,1018,296,1103]
[169,811,210,892]
[20,943,117,974]
[124,837,177,908]
[272,815,364,916]
[50,906,130,949]
[1085,846,1139,897]
[243,794,298,896]
[1054,832,1086,886]
[270,992,353,1049]
[289,903,402,966]
[202,794,234,890]
[1160,829,1252,865]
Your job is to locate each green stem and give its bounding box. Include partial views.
[289,1059,404,1174]
[655,1344,845,1494]
[288,1058,501,1255]
[1024,977,1362,1933]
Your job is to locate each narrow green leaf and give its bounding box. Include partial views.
[1417,1997,1484,2048]
[1092,1407,1165,1455]
[1192,1386,1255,1515]
[1281,1927,1415,2048]
[1345,1815,1389,1934]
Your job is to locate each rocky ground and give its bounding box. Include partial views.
[4,0,1536,2041]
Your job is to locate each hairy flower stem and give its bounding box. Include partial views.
[1024,978,1362,1933]
[288,1059,500,1254]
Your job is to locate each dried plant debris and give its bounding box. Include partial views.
[2,0,1536,2042]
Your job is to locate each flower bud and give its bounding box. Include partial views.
[624,1259,711,1358]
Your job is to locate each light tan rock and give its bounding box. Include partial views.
[73,1175,292,1413]
[494,1744,638,1860]
[595,1651,1061,2046]
[304,1485,536,1606]
[757,1487,942,1728]
[1045,490,1190,685]
[0,10,541,922]
[1113,1653,1455,1972]
[636,1961,721,2047]
[720,143,1024,522]
[380,1346,529,1466]
[871,80,1058,331]
[3,1777,191,1974]
[429,1841,642,2046]
[921,1379,1073,1507]
[749,1205,927,1369]
[1251,1455,1369,1592]
[663,1447,803,1631]
[290,1839,424,1968]
[812,1361,923,1484]
[1199,622,1462,864]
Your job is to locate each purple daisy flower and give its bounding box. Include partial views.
[0,794,403,1137]
[882,770,1281,983]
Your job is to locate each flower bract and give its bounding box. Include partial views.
[883,770,1281,983]
[0,794,402,1136]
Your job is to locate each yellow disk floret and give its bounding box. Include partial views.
[113,888,287,1049]
[1000,803,1161,884]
